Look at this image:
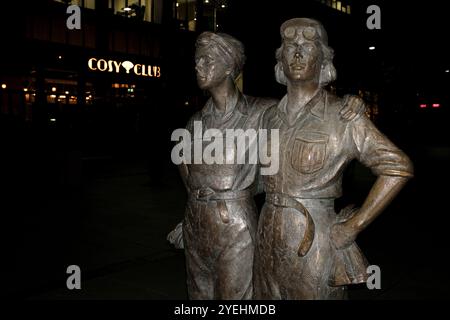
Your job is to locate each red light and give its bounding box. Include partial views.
[432,103,440,108]
[420,104,427,108]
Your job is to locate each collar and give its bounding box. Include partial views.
[201,90,248,121]
[309,89,327,120]
[277,88,326,125]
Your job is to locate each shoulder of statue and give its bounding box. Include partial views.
[324,91,364,123]
[245,95,278,109]
[328,93,367,123]
[186,111,202,131]
[261,101,280,124]
[243,95,279,118]
[256,97,279,108]
[325,90,343,111]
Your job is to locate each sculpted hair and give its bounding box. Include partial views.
[274,18,337,87]
[196,32,246,80]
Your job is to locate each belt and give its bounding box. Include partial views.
[188,187,253,224]
[189,187,253,202]
[265,193,316,257]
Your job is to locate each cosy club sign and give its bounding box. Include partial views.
[88,57,161,78]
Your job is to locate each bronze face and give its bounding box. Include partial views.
[195,45,231,90]
[281,26,323,84]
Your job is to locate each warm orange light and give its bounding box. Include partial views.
[88,57,160,77]
[1,84,6,89]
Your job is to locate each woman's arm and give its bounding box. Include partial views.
[330,175,409,249]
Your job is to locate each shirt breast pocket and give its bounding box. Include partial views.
[291,131,329,174]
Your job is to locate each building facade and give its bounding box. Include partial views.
[2,0,416,152]
[1,0,233,155]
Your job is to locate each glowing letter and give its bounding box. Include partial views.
[88,58,97,70]
[134,64,142,76]
[113,60,122,73]
[97,59,108,71]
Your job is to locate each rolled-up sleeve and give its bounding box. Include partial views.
[351,115,414,178]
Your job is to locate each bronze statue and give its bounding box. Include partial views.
[254,18,414,300]
[169,31,367,300]
[175,32,276,299]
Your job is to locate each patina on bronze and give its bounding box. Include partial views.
[176,32,276,300]
[254,18,413,300]
[168,31,369,300]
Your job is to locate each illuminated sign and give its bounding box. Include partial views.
[88,58,161,78]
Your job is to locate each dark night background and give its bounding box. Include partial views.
[0,0,449,300]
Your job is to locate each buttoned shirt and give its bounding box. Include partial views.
[184,91,276,192]
[260,89,413,199]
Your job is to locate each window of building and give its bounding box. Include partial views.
[44,79,93,105]
[315,0,351,15]
[109,0,162,23]
[172,0,228,32]
[84,0,95,9]
[53,0,95,9]
[174,0,197,31]
[204,0,228,31]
